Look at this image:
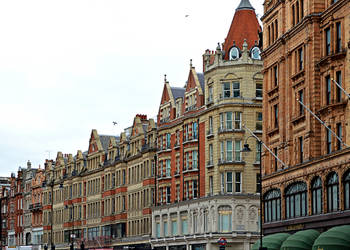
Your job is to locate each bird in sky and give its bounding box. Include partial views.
[112,121,118,125]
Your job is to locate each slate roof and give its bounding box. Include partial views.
[171,87,185,100]
[197,73,205,91]
[100,135,120,151]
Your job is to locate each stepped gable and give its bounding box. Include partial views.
[222,0,261,60]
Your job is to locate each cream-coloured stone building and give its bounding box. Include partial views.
[42,116,157,250]
[151,1,263,249]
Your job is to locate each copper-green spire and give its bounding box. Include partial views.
[236,0,255,10]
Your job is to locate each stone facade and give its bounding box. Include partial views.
[151,1,263,249]
[261,0,350,234]
[31,168,44,247]
[42,115,157,250]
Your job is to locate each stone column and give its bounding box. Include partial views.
[177,211,181,235]
[160,214,164,237]
[167,213,171,237]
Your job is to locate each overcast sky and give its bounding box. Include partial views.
[0,0,263,176]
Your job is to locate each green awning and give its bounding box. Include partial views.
[252,233,290,250]
[312,225,350,250]
[281,229,320,250]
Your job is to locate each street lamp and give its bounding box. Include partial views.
[65,204,74,250]
[242,124,287,250]
[242,141,265,250]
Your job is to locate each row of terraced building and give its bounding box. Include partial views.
[1,1,264,250]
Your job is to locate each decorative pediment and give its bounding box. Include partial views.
[185,68,204,95]
[160,82,175,106]
[88,129,103,154]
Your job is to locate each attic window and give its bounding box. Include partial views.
[251,47,261,60]
[229,47,240,60]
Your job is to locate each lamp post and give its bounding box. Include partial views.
[242,124,287,250]
[65,205,74,250]
[242,141,265,250]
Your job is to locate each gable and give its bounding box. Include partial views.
[186,70,197,91]
[88,129,102,154]
[160,84,171,105]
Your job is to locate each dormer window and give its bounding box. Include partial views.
[251,47,261,60]
[229,47,240,60]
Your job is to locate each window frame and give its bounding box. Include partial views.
[263,189,281,223]
[223,82,231,98]
[285,182,308,219]
[336,22,341,53]
[311,177,322,215]
[325,27,331,56]
[229,47,239,60]
[344,171,350,210]
[233,82,240,97]
[327,172,339,212]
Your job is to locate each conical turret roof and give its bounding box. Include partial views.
[222,0,261,60]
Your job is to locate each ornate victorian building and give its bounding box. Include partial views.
[42,115,157,250]
[151,1,263,249]
[261,0,350,236]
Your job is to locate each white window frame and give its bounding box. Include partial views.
[235,172,242,193]
[234,112,242,130]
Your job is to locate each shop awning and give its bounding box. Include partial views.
[312,225,350,250]
[252,233,290,250]
[280,229,320,250]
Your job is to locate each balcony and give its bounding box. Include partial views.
[219,92,242,100]
[317,48,347,67]
[218,127,244,134]
[185,105,197,112]
[158,145,172,154]
[183,135,198,144]
[141,143,157,152]
[218,158,244,165]
[29,203,42,211]
[160,117,170,124]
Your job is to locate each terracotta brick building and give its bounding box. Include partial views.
[41,115,157,250]
[31,168,45,247]
[0,177,10,249]
[151,1,263,249]
[261,0,350,236]
[8,170,24,247]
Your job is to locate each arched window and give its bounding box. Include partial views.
[218,206,232,232]
[327,172,339,212]
[344,171,350,210]
[229,47,240,60]
[251,47,261,60]
[285,182,307,219]
[311,177,322,214]
[263,189,281,222]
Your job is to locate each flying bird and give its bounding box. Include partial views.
[185,14,189,18]
[113,121,118,125]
